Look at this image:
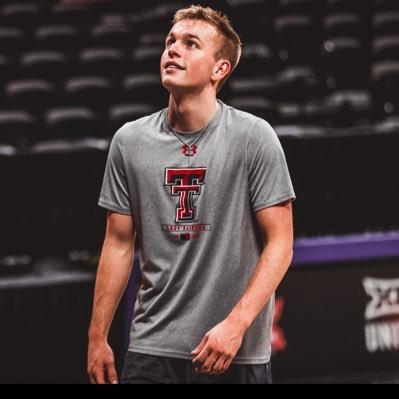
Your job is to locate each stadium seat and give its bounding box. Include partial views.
[5,79,55,116]
[63,76,113,113]
[275,15,321,67]
[326,0,370,16]
[19,51,70,83]
[277,101,308,125]
[109,103,157,133]
[373,12,399,35]
[0,55,16,86]
[89,24,134,50]
[121,73,168,109]
[0,110,38,147]
[45,107,103,140]
[0,3,43,28]
[373,0,398,13]
[0,143,17,156]
[0,27,27,57]
[323,37,369,91]
[277,66,323,102]
[78,47,125,82]
[228,96,279,124]
[228,0,274,46]
[131,46,164,74]
[324,13,367,41]
[277,0,323,17]
[324,90,373,126]
[372,60,399,119]
[131,3,178,35]
[50,4,94,27]
[234,43,275,77]
[35,25,83,54]
[228,75,277,100]
[372,35,399,61]
[374,114,399,133]
[138,32,165,46]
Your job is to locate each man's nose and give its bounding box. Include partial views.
[168,42,181,57]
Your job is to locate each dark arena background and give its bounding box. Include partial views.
[1,0,399,384]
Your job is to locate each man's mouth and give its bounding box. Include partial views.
[165,61,185,70]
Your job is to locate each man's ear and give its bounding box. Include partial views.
[212,60,231,82]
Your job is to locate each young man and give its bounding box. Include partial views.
[88,5,295,384]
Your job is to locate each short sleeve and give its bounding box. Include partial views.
[98,129,132,215]
[247,119,296,212]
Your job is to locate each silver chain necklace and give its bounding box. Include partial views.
[168,115,213,164]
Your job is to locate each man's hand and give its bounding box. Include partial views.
[87,338,118,384]
[191,317,245,375]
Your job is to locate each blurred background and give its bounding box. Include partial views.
[0,0,399,383]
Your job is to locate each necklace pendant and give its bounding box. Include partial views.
[182,144,197,157]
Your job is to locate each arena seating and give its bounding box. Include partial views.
[0,0,399,383]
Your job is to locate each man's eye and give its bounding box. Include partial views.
[187,41,198,48]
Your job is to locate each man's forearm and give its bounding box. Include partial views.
[89,242,134,340]
[227,241,293,332]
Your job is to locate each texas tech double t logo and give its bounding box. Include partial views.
[165,168,206,223]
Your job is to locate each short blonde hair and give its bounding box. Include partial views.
[172,5,242,92]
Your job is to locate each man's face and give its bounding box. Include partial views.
[160,19,222,93]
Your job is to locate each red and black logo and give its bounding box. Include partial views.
[182,145,197,157]
[165,167,206,223]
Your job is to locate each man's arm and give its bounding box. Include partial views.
[87,210,136,384]
[192,199,293,374]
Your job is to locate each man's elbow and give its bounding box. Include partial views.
[103,238,134,258]
[282,229,294,267]
[273,241,293,269]
[264,240,294,268]
[285,246,294,268]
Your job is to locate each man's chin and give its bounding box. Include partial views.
[162,79,189,94]
[162,77,181,87]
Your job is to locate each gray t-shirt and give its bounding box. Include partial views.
[98,100,295,364]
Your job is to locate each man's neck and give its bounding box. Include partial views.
[167,91,218,132]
